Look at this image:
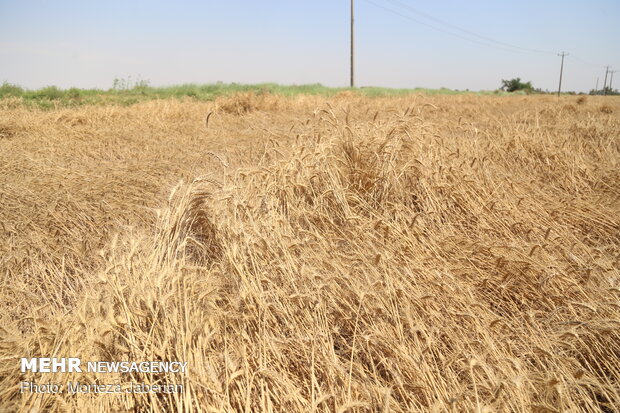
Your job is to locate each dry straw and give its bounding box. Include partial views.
[0,93,619,412]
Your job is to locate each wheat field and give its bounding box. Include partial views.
[0,93,619,412]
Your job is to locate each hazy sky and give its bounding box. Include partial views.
[1,0,618,92]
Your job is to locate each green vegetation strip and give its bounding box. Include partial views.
[0,82,515,108]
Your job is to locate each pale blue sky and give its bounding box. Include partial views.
[1,0,618,92]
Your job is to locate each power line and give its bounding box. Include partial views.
[571,54,607,68]
[381,0,555,55]
[366,0,612,69]
[362,0,541,54]
[358,0,617,90]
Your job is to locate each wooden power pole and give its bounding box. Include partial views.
[557,52,568,97]
[603,66,610,95]
[350,0,355,88]
[595,77,599,93]
[609,70,618,91]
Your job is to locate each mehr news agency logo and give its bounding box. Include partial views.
[20,358,187,394]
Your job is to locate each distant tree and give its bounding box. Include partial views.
[500,78,534,93]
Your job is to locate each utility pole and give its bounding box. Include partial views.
[595,77,599,93]
[557,52,568,97]
[350,0,355,88]
[603,66,610,95]
[609,70,618,92]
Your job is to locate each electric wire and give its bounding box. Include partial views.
[362,0,616,89]
[363,0,540,54]
[381,0,556,55]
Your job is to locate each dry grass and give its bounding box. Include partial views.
[1,93,619,412]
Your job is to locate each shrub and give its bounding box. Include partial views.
[0,82,24,98]
[500,78,534,93]
[33,86,64,100]
[67,88,82,99]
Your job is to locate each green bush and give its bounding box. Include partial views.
[589,87,619,96]
[33,86,64,100]
[0,82,24,97]
[500,78,533,93]
[67,88,82,99]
